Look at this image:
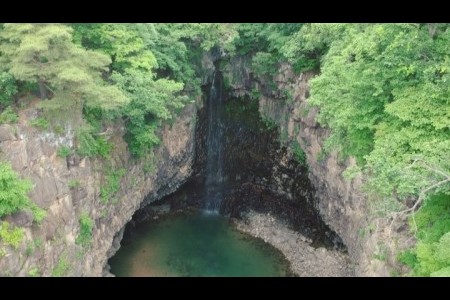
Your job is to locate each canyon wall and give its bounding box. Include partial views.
[0,101,197,276]
[222,57,407,276]
[0,52,409,277]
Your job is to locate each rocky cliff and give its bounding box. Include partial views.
[0,52,409,277]
[222,57,407,276]
[0,100,196,276]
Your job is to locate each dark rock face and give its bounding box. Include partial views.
[8,211,34,228]
[218,58,410,276]
[221,184,344,249]
[136,63,345,253]
[71,187,87,206]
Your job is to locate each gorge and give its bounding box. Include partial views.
[0,23,448,277]
[107,62,352,276]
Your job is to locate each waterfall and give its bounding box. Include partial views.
[204,70,225,213]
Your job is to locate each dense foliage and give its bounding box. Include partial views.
[0,23,236,158]
[71,23,236,157]
[231,23,450,276]
[307,24,450,204]
[233,24,306,76]
[0,23,448,276]
[398,193,450,276]
[238,23,450,206]
[0,24,128,113]
[0,72,17,108]
[0,162,45,221]
[112,69,187,156]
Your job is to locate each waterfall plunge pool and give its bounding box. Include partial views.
[108,210,293,277]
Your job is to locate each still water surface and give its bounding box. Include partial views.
[109,211,292,277]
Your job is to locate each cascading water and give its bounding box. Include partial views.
[204,70,225,213]
[108,66,350,277]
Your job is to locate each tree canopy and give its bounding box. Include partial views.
[231,23,450,276]
[0,24,128,111]
[0,23,234,157]
[0,23,448,276]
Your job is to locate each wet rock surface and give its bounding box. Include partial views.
[234,211,355,277]
[129,65,352,276]
[222,183,344,249]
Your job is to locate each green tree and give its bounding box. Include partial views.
[308,23,450,201]
[0,23,128,112]
[399,193,450,276]
[112,70,189,157]
[0,72,17,108]
[72,24,207,157]
[72,23,157,74]
[232,23,305,74]
[280,23,346,72]
[73,23,236,97]
[133,23,200,93]
[169,23,238,53]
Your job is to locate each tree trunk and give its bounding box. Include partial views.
[38,79,47,100]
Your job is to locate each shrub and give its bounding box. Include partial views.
[251,52,278,77]
[30,117,50,131]
[52,255,69,277]
[0,162,33,217]
[0,107,19,124]
[261,115,278,131]
[292,140,306,166]
[0,72,17,107]
[27,267,40,277]
[142,149,156,175]
[25,241,35,256]
[30,205,46,224]
[0,221,24,249]
[75,213,94,248]
[397,250,417,269]
[100,168,126,203]
[33,237,43,249]
[76,127,112,158]
[68,179,80,189]
[57,146,72,158]
[0,162,46,223]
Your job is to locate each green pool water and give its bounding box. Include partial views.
[109,211,292,277]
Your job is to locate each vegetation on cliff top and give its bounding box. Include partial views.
[0,23,448,276]
[229,23,450,276]
[0,23,236,158]
[0,23,236,257]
